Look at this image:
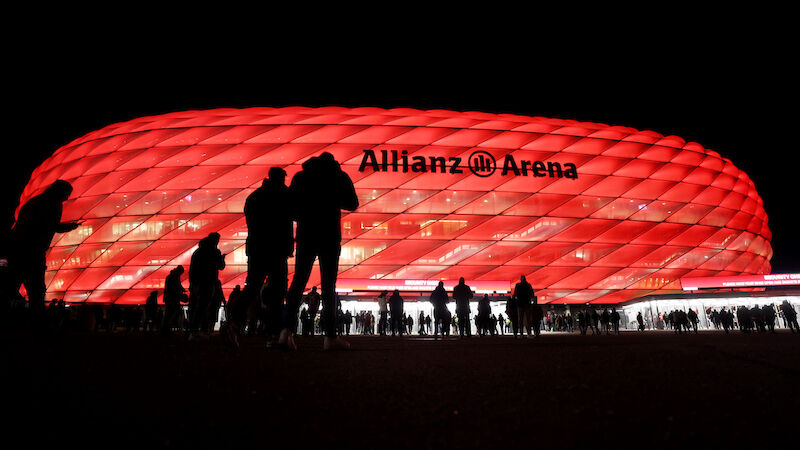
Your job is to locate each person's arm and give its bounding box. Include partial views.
[339,171,359,211]
[56,221,80,233]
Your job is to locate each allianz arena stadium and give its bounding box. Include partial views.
[17,107,772,305]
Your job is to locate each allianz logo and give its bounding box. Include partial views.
[358,149,578,179]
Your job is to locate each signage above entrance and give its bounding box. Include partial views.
[335,278,512,294]
[680,274,800,290]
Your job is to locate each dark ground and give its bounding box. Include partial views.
[2,328,799,449]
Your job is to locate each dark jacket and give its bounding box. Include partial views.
[9,187,75,260]
[164,268,186,307]
[244,178,293,257]
[514,281,534,307]
[289,155,358,244]
[189,236,225,286]
[429,285,449,309]
[389,292,404,313]
[453,283,473,315]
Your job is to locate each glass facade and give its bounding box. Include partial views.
[18,107,772,304]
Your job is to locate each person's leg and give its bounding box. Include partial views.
[283,243,316,333]
[319,243,349,350]
[234,258,268,330]
[263,256,288,338]
[194,284,213,334]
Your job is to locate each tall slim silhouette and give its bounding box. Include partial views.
[429,281,449,337]
[279,152,358,351]
[187,232,225,337]
[453,277,473,337]
[225,167,293,348]
[5,180,79,314]
[478,294,491,336]
[513,275,534,337]
[389,289,404,336]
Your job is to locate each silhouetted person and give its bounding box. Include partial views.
[687,309,699,333]
[513,275,534,337]
[304,286,321,335]
[478,294,491,336]
[5,180,79,316]
[418,310,426,335]
[377,290,389,336]
[223,167,293,348]
[636,312,645,331]
[224,284,241,334]
[279,152,358,351]
[161,266,187,335]
[429,282,448,337]
[207,280,226,333]
[299,307,310,335]
[720,308,731,333]
[610,307,620,334]
[601,308,611,334]
[344,310,352,335]
[737,306,750,333]
[453,278,473,337]
[764,304,776,333]
[389,290,405,336]
[187,232,225,338]
[506,294,519,337]
[751,305,766,333]
[590,308,600,334]
[781,300,799,333]
[144,290,158,332]
[576,310,586,335]
[531,303,543,337]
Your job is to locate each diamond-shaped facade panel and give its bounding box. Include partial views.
[17,107,772,304]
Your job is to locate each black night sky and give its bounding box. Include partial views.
[2,24,797,273]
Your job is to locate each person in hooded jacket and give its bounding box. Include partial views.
[188,232,225,337]
[279,153,358,351]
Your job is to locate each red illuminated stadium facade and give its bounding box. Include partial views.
[17,107,772,305]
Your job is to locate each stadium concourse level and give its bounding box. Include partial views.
[5,293,800,338]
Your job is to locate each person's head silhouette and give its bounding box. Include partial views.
[45,179,73,201]
[520,275,526,283]
[268,166,287,185]
[459,277,465,285]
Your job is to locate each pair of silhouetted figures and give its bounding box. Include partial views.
[503,275,544,338]
[222,152,358,351]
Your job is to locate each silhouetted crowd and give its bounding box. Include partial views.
[3,159,800,347]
